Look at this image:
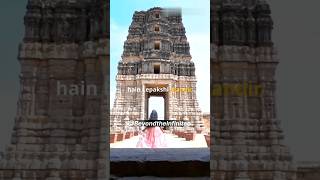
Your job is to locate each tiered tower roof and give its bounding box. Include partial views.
[122,7,191,62]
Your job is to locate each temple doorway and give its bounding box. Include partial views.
[148,97,164,120]
[144,84,169,120]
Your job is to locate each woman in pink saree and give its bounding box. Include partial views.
[136,110,167,148]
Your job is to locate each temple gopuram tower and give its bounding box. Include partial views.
[211,0,296,179]
[110,7,203,133]
[0,0,109,179]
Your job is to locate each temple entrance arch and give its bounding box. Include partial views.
[144,84,169,120]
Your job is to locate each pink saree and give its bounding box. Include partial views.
[136,127,167,148]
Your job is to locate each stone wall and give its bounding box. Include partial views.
[210,0,296,179]
[0,0,109,179]
[297,162,320,180]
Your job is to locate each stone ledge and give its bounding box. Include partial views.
[297,161,320,180]
[110,148,210,177]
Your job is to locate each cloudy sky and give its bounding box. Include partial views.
[110,0,211,115]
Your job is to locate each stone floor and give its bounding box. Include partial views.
[110,133,208,148]
[110,148,210,178]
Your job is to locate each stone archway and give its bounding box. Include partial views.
[144,84,169,120]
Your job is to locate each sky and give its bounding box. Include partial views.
[0,0,320,161]
[110,0,211,114]
[0,0,26,153]
[149,97,165,119]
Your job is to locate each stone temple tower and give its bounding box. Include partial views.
[211,0,296,179]
[0,0,109,179]
[110,7,203,133]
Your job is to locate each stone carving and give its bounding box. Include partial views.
[211,0,296,179]
[0,0,108,179]
[110,7,204,133]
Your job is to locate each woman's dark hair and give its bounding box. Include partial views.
[143,110,158,130]
[149,110,158,120]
